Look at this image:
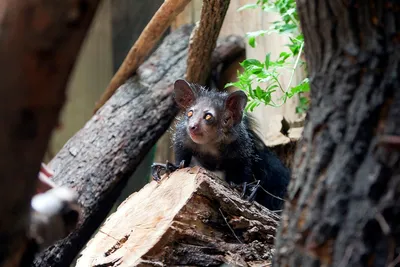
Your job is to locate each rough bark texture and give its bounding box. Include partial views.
[33,26,246,267]
[0,1,100,266]
[274,1,400,266]
[94,0,192,113]
[76,167,279,267]
[186,0,231,83]
[33,24,194,267]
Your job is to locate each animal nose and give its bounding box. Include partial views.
[190,125,198,131]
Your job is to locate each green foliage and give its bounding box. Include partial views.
[227,0,309,113]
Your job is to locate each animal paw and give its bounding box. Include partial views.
[151,160,185,182]
[240,180,261,202]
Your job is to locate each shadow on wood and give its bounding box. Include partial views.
[76,167,279,266]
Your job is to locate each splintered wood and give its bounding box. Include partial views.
[76,167,279,266]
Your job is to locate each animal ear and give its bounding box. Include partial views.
[173,79,197,109]
[223,90,247,126]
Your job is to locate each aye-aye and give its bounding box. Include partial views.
[152,79,290,211]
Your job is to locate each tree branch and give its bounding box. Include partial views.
[186,0,231,83]
[93,0,192,113]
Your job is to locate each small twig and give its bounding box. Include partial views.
[253,174,285,202]
[94,0,192,113]
[285,41,304,93]
[219,208,243,244]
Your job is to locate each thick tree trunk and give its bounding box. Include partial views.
[273,1,400,266]
[0,1,100,266]
[76,167,278,267]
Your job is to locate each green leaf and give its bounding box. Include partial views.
[266,84,279,92]
[279,52,291,61]
[237,3,258,11]
[255,86,264,98]
[225,82,235,88]
[296,96,309,114]
[278,23,297,33]
[263,91,272,105]
[233,0,308,114]
[287,78,310,98]
[248,36,256,48]
[264,53,271,70]
[248,101,259,112]
[241,59,263,69]
[246,30,269,48]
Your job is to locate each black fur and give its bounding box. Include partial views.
[172,82,290,211]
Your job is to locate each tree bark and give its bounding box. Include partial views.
[0,1,100,266]
[33,26,246,267]
[274,1,400,266]
[32,24,194,267]
[76,167,279,267]
[93,0,192,113]
[186,0,231,83]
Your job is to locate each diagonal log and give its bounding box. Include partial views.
[0,1,101,266]
[33,25,244,267]
[94,0,192,113]
[186,0,231,83]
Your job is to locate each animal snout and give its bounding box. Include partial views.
[189,124,201,135]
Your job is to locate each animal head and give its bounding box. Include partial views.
[173,79,247,145]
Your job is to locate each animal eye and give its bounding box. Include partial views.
[187,110,193,117]
[204,113,213,121]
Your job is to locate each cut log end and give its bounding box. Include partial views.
[76,167,279,267]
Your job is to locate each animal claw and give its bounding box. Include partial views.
[239,180,261,202]
[151,160,185,182]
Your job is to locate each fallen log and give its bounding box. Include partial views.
[33,25,246,267]
[76,167,279,267]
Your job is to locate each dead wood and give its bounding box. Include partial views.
[76,167,279,267]
[33,25,247,267]
[186,0,231,83]
[94,0,192,113]
[0,0,100,266]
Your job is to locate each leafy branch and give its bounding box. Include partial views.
[227,0,309,113]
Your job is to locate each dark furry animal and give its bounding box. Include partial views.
[152,79,290,211]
